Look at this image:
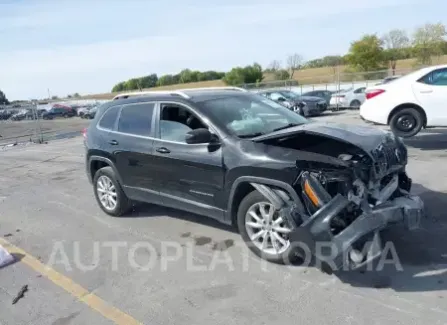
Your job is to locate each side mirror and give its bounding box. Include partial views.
[185,128,213,144]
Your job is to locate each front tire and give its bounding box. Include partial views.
[389,107,423,138]
[237,190,298,264]
[93,166,131,217]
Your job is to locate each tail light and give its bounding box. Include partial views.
[82,128,87,140]
[366,89,385,100]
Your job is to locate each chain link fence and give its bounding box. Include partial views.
[239,68,416,94]
[0,99,104,148]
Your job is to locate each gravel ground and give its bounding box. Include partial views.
[1,110,447,325]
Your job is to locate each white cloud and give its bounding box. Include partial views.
[0,0,423,99]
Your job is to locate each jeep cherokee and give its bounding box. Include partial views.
[84,87,424,270]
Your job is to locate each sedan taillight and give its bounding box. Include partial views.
[366,89,385,100]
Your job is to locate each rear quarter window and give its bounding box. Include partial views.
[98,105,120,130]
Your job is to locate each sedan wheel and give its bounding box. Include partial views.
[96,175,117,211]
[245,202,291,256]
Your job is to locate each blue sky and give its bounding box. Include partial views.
[0,0,446,100]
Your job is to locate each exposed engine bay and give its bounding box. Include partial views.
[253,128,424,272]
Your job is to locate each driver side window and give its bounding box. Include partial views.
[159,103,207,143]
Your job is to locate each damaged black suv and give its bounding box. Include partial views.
[84,87,424,270]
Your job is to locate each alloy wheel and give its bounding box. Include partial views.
[96,175,117,211]
[245,202,291,255]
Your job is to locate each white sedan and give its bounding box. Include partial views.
[330,87,366,109]
[360,64,447,137]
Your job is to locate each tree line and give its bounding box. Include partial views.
[111,22,446,92]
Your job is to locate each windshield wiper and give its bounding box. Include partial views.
[238,132,265,138]
[271,123,301,132]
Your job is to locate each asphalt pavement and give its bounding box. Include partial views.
[1,110,447,325]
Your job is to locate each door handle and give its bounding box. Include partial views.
[156,147,170,154]
[108,140,119,145]
[420,90,433,93]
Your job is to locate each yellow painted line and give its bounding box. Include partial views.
[0,237,143,325]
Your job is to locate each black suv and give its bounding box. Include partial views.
[84,87,424,269]
[42,106,76,119]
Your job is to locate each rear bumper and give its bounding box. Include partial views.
[289,194,424,272]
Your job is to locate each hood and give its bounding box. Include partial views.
[292,96,323,103]
[252,122,390,153]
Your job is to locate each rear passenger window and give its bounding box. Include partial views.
[117,103,154,136]
[98,105,120,130]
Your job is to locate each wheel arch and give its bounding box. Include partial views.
[226,176,302,226]
[88,155,123,185]
[387,103,427,127]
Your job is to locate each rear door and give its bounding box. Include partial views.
[111,101,159,198]
[413,67,447,125]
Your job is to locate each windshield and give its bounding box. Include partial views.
[278,91,300,100]
[198,93,309,138]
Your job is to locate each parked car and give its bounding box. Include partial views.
[375,75,401,85]
[330,87,366,109]
[42,106,76,120]
[84,87,423,270]
[258,89,327,116]
[77,106,90,117]
[301,90,333,106]
[10,109,28,121]
[361,64,447,138]
[83,106,97,119]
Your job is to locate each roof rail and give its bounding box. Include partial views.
[179,86,248,92]
[112,90,190,100]
[112,86,248,100]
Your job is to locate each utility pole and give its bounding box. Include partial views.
[47,88,51,100]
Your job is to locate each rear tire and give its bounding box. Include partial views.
[237,190,299,264]
[93,166,132,217]
[350,100,361,109]
[389,107,423,138]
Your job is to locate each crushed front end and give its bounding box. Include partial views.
[288,134,424,272]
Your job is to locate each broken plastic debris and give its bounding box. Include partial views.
[0,244,14,268]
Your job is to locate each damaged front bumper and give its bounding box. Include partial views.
[289,173,425,272]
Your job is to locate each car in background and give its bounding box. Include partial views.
[360,64,447,138]
[42,106,76,120]
[375,75,402,85]
[83,106,97,119]
[330,87,366,109]
[258,89,327,117]
[301,90,333,106]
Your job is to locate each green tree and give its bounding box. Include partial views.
[305,55,344,69]
[382,29,410,75]
[0,90,9,105]
[223,63,264,86]
[412,23,447,65]
[347,34,386,71]
[112,82,126,92]
[138,74,158,88]
[274,69,290,80]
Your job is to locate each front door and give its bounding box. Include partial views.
[413,67,447,126]
[151,102,225,219]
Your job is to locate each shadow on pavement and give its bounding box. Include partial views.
[404,128,447,151]
[336,183,447,293]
